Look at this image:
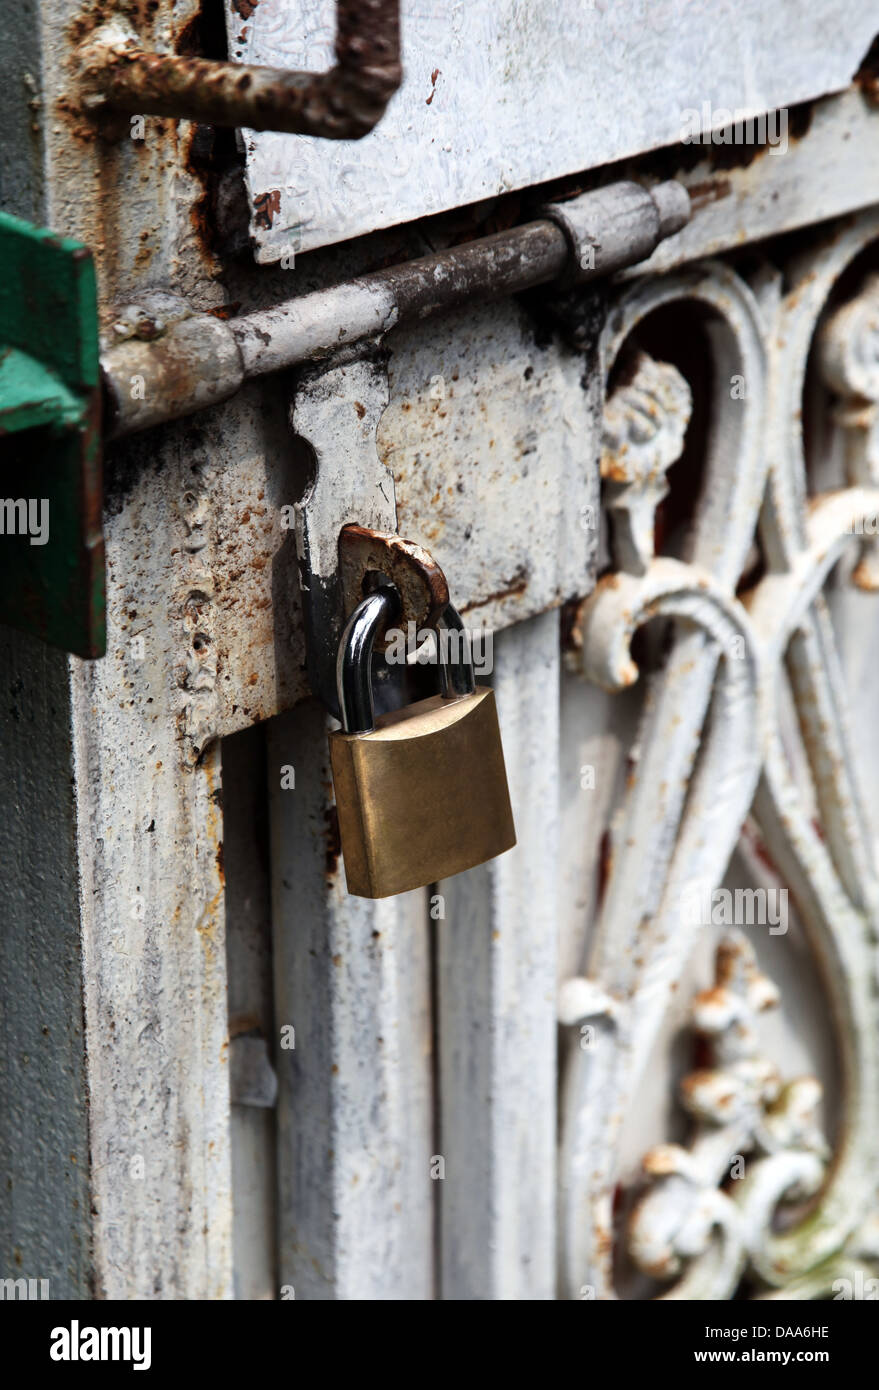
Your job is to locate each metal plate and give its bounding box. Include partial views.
[227,0,878,261]
[380,296,601,636]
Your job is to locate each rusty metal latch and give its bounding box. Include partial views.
[102,181,691,439]
[80,0,401,138]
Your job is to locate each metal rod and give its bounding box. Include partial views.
[83,0,401,139]
[232,220,570,380]
[337,588,400,734]
[437,606,477,701]
[102,180,691,439]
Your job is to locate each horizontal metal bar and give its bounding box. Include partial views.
[102,180,690,438]
[82,0,401,139]
[232,220,570,380]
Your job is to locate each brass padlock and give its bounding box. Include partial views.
[329,589,516,898]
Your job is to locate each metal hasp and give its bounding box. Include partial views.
[0,212,104,658]
[304,516,451,721]
[82,0,401,137]
[339,524,449,634]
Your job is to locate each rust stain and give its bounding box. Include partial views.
[228,1013,261,1039]
[194,754,226,965]
[460,567,529,613]
[134,229,154,272]
[601,458,630,483]
[686,177,732,209]
[80,0,401,142]
[205,302,241,321]
[66,3,103,47]
[596,829,613,908]
[324,804,342,877]
[855,35,879,106]
[195,887,224,946]
[54,94,98,147]
[426,68,441,105]
[183,125,225,278]
[339,524,449,640]
[253,189,281,230]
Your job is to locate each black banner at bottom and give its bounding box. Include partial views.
[5,1295,875,1374]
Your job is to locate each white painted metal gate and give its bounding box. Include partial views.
[3,0,879,1304]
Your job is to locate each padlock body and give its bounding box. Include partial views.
[329,686,516,898]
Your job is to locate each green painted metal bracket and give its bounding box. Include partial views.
[0,211,104,658]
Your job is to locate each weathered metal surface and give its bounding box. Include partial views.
[0,211,103,657]
[293,356,396,717]
[631,86,879,279]
[70,418,235,1296]
[818,271,879,587]
[95,82,879,435]
[44,2,225,312]
[338,524,449,650]
[542,181,690,288]
[561,209,879,1301]
[84,0,401,138]
[98,219,566,435]
[267,698,433,1298]
[741,216,879,1289]
[106,385,306,758]
[598,351,693,576]
[9,0,879,1310]
[101,294,244,438]
[103,182,689,439]
[97,290,605,743]
[230,0,878,260]
[8,0,240,1300]
[561,262,771,1298]
[437,612,559,1298]
[563,562,765,1296]
[381,295,603,638]
[628,936,829,1299]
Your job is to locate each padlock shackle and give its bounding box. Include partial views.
[435,605,477,701]
[337,593,476,733]
[337,589,398,733]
